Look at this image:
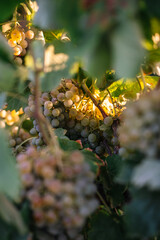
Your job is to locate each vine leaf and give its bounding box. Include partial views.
[112,20,145,78]
[0,129,20,200]
[88,210,125,240]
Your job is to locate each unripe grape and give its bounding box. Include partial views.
[51,119,60,127]
[44,100,53,110]
[67,119,75,128]
[81,118,89,127]
[13,45,22,56]
[21,48,26,56]
[74,123,83,132]
[66,82,73,89]
[81,128,89,138]
[71,86,78,93]
[20,39,28,49]
[88,133,97,143]
[25,30,34,40]
[44,109,51,116]
[72,95,80,103]
[69,108,77,117]
[11,29,22,43]
[76,112,84,121]
[65,91,73,99]
[52,108,60,117]
[104,117,113,126]
[90,119,98,128]
[14,57,23,65]
[95,146,104,155]
[64,99,73,107]
[30,128,37,135]
[9,139,16,147]
[8,39,16,47]
[57,93,65,101]
[41,92,50,101]
[50,89,59,97]
[58,113,65,121]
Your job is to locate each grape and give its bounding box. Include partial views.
[66,82,73,89]
[20,39,28,49]
[51,119,60,127]
[95,146,104,155]
[30,128,37,135]
[41,93,50,102]
[89,119,98,128]
[81,128,89,138]
[14,57,23,65]
[71,86,78,93]
[57,93,65,101]
[11,29,22,43]
[51,89,59,97]
[57,114,65,121]
[52,109,60,117]
[44,101,53,110]
[72,95,80,103]
[76,113,84,121]
[25,30,34,39]
[65,91,74,99]
[67,119,75,128]
[88,133,97,143]
[44,109,52,116]
[69,108,77,117]
[74,123,83,132]
[13,45,22,56]
[104,117,113,126]
[81,118,89,127]
[16,146,98,240]
[21,48,26,56]
[64,99,73,107]
[8,39,17,47]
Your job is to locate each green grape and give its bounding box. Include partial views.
[81,118,89,127]
[64,99,73,107]
[89,119,98,128]
[104,117,113,126]
[81,128,89,138]
[88,133,97,143]
[51,119,60,127]
[57,93,65,102]
[44,101,53,110]
[69,108,77,117]
[65,91,74,99]
[52,108,61,117]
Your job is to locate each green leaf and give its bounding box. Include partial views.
[31,40,44,70]
[106,154,123,178]
[0,61,17,91]
[132,159,160,190]
[41,69,66,91]
[22,120,33,132]
[0,34,13,62]
[81,150,99,174]
[125,189,160,237]
[58,138,81,151]
[0,1,24,23]
[54,128,67,138]
[88,210,124,240]
[0,129,20,199]
[0,194,26,234]
[112,21,145,78]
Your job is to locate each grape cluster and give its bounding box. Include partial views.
[25,79,117,156]
[4,26,34,64]
[9,125,31,153]
[17,146,98,240]
[118,89,160,159]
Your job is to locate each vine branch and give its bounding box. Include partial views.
[82,79,108,119]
